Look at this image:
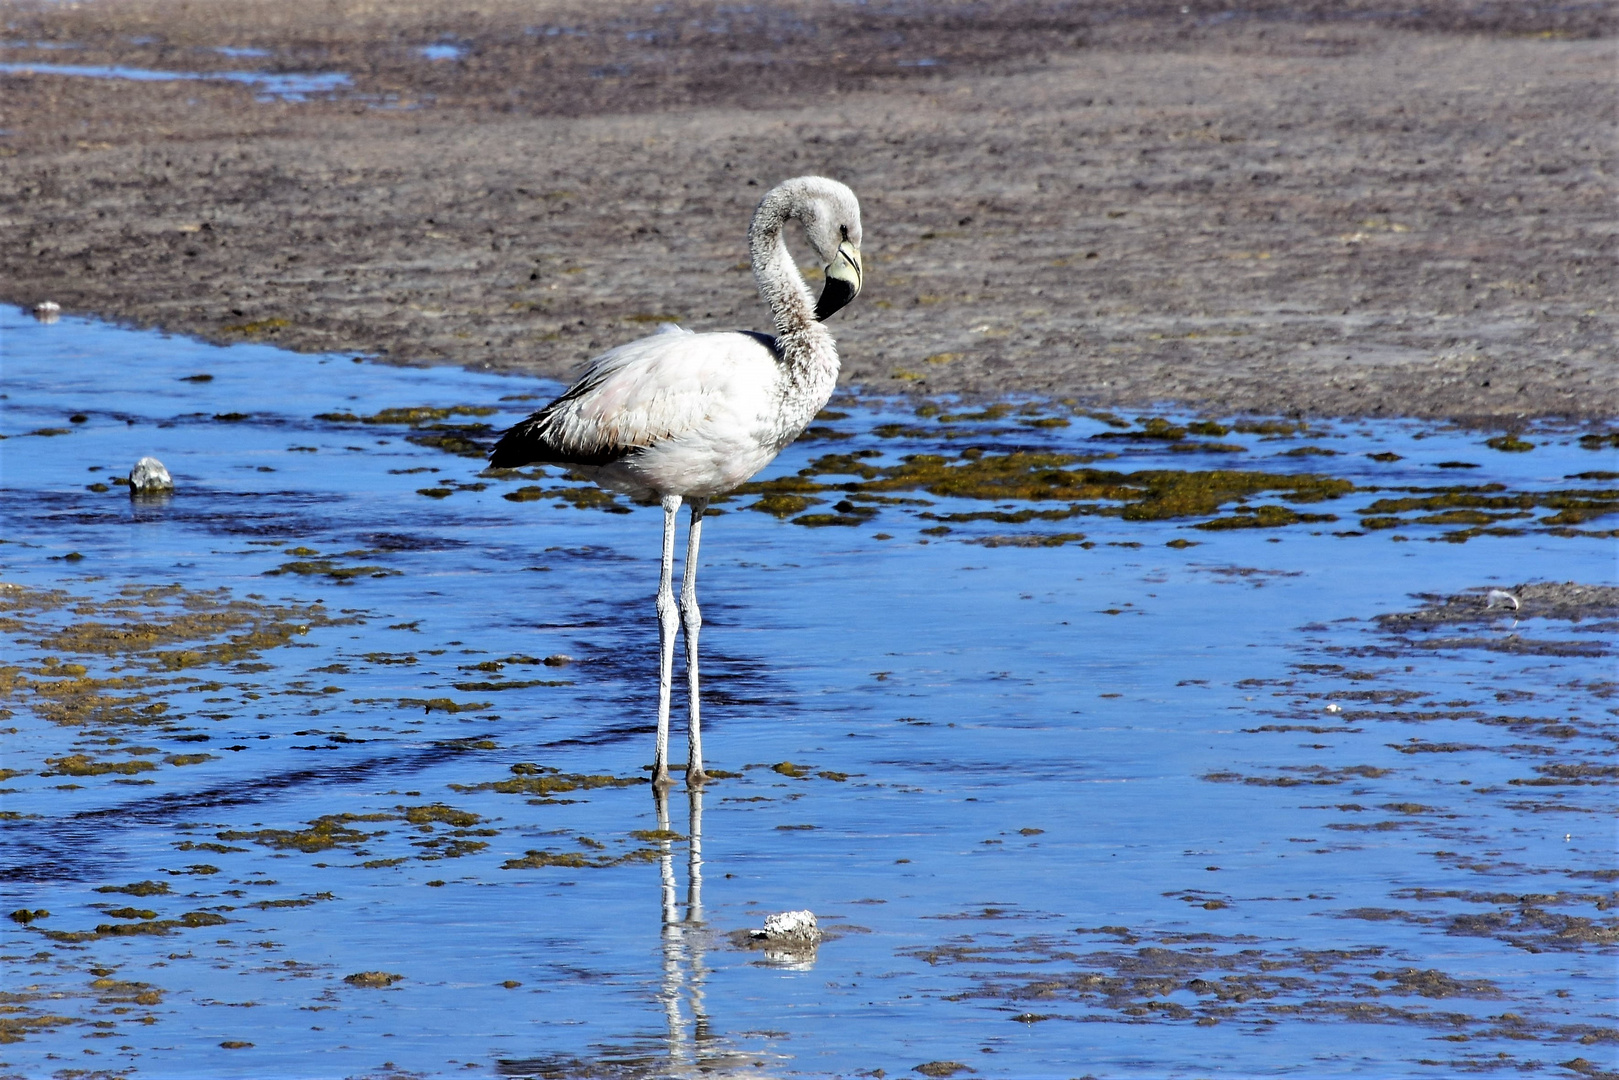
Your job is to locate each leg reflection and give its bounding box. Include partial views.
[655,788,687,1067]
[686,785,709,1045]
[655,785,712,1069]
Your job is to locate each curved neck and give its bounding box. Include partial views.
[748,192,832,364]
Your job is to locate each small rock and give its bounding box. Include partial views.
[753,909,822,944]
[128,457,174,496]
[1324,703,1342,714]
[33,300,60,323]
[542,654,573,667]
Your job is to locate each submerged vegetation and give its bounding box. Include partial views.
[4,330,1611,1074]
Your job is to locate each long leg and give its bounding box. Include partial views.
[653,494,682,791]
[681,498,709,786]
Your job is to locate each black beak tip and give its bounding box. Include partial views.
[815,277,859,321]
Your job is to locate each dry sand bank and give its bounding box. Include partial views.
[1,0,1614,421]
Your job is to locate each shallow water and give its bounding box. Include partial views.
[0,62,349,101]
[1,311,1614,1079]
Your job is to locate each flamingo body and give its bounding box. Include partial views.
[490,176,865,791]
[490,324,835,499]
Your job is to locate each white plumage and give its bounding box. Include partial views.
[491,176,865,791]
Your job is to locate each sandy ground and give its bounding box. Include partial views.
[1,0,1614,422]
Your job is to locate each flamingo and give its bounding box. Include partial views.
[489,176,865,791]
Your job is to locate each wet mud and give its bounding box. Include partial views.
[0,311,1615,1077]
[1,0,1615,420]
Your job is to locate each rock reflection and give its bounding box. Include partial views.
[501,788,780,1080]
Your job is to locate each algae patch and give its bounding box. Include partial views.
[450,763,644,798]
[753,450,1355,531]
[218,813,393,853]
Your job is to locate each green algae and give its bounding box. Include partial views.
[972,533,1088,547]
[1361,489,1532,515]
[751,493,820,518]
[502,846,660,870]
[1195,506,1338,531]
[937,405,1014,424]
[41,755,156,777]
[1486,435,1534,452]
[450,679,569,692]
[419,838,491,860]
[1357,486,1618,535]
[18,585,328,663]
[42,911,227,944]
[735,474,836,497]
[95,881,170,898]
[923,506,1085,525]
[794,502,879,527]
[316,405,496,425]
[436,737,500,751]
[399,697,492,713]
[1091,417,1187,442]
[266,560,398,581]
[343,971,404,988]
[1172,441,1247,453]
[767,450,1356,529]
[502,485,630,513]
[224,317,290,335]
[246,893,335,910]
[450,763,643,797]
[217,813,392,853]
[402,804,481,828]
[1203,765,1391,787]
[407,426,492,458]
[0,1009,78,1044]
[174,841,244,853]
[0,584,337,752]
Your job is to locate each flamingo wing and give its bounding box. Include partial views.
[488,326,780,469]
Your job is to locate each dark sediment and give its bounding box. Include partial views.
[1,0,1614,421]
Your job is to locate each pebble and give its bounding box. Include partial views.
[753,909,822,944]
[129,456,174,495]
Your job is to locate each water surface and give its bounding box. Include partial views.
[1,311,1614,1079]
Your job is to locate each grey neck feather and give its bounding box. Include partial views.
[747,184,835,373]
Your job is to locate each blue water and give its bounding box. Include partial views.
[0,62,349,102]
[0,310,1614,1078]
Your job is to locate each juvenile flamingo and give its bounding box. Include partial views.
[489,176,865,791]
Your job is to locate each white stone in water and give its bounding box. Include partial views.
[129,457,174,495]
[753,909,821,943]
[33,301,60,324]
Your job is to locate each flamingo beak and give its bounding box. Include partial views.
[815,242,863,321]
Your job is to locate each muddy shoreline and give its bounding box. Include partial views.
[2,0,1614,422]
